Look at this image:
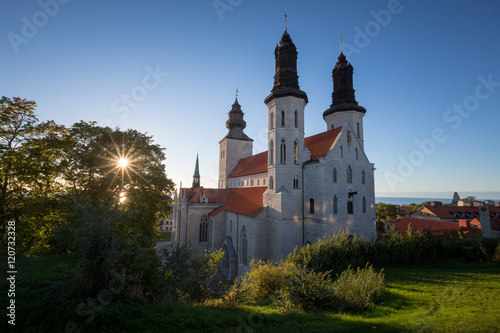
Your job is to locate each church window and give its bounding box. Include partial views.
[199,215,208,242]
[281,110,285,127]
[355,148,358,160]
[333,195,338,214]
[270,140,274,165]
[357,122,360,139]
[294,110,298,128]
[241,226,248,266]
[363,196,367,213]
[270,112,274,129]
[362,170,366,184]
[257,179,260,186]
[347,166,353,183]
[294,140,298,164]
[331,124,334,130]
[309,198,315,214]
[269,176,274,189]
[250,179,254,186]
[333,168,337,183]
[293,177,300,189]
[340,145,343,159]
[280,139,286,164]
[347,200,354,215]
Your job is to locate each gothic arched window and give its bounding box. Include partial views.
[269,176,274,189]
[309,198,315,214]
[293,176,300,189]
[333,195,338,214]
[355,148,358,160]
[357,122,360,139]
[199,215,208,242]
[340,145,343,159]
[281,110,285,127]
[280,139,286,164]
[270,140,274,165]
[241,226,248,266]
[347,166,353,183]
[333,168,337,183]
[294,140,298,164]
[294,110,298,128]
[270,112,274,129]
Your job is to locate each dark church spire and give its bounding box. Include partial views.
[192,153,200,189]
[264,25,308,104]
[323,52,366,118]
[222,94,253,141]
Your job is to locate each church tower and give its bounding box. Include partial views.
[192,153,200,189]
[218,96,253,189]
[323,52,366,148]
[263,26,308,222]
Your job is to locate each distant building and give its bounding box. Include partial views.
[386,217,481,237]
[171,28,376,279]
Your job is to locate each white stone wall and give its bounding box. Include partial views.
[324,110,365,149]
[227,172,267,188]
[218,138,253,189]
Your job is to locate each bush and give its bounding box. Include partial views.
[237,260,293,305]
[161,244,224,303]
[494,243,500,262]
[276,264,385,313]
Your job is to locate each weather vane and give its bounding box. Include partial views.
[284,8,287,32]
[340,33,344,53]
[236,89,238,98]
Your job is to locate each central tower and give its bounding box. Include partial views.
[264,27,308,256]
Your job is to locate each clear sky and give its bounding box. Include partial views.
[2,0,499,200]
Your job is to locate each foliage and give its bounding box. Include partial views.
[410,200,444,214]
[3,255,500,332]
[161,244,224,303]
[376,202,400,232]
[494,243,500,262]
[237,259,294,305]
[463,195,477,202]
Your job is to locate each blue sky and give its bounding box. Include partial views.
[2,0,499,199]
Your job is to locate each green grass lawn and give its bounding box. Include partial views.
[156,232,171,242]
[1,256,499,332]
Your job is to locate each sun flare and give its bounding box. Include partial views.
[118,158,129,168]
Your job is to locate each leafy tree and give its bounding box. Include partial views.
[376,203,399,232]
[463,196,477,203]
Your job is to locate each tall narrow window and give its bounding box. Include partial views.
[362,196,367,213]
[347,200,354,214]
[270,140,274,165]
[293,177,300,189]
[362,170,366,184]
[333,196,338,214]
[241,226,248,266]
[347,166,353,183]
[340,145,343,159]
[309,198,315,214]
[333,167,337,182]
[357,122,360,138]
[294,110,298,128]
[199,215,208,242]
[269,176,274,189]
[355,148,358,160]
[281,110,285,127]
[280,139,286,164]
[294,140,298,164]
[270,112,274,129]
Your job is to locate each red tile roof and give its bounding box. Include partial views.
[228,128,342,178]
[209,187,267,217]
[304,127,342,161]
[391,217,481,237]
[188,186,230,203]
[229,151,268,178]
[415,206,500,224]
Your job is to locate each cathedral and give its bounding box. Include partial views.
[171,28,376,279]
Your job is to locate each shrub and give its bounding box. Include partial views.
[494,243,500,262]
[238,260,293,305]
[161,244,224,303]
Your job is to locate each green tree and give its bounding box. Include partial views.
[376,203,399,232]
[463,196,477,203]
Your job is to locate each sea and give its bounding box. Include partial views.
[375,197,453,206]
